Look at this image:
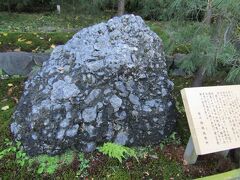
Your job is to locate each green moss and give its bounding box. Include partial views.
[173,43,191,54]
[0,77,25,149]
[0,32,74,52]
[92,151,187,179]
[0,77,40,179]
[0,12,110,32]
[170,76,193,145]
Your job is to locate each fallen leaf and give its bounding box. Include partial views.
[51,44,56,49]
[12,97,19,103]
[1,98,8,103]
[143,171,149,176]
[183,160,188,166]
[7,87,13,96]
[32,46,40,52]
[3,33,8,36]
[14,48,21,52]
[26,41,32,45]
[149,155,158,159]
[17,38,26,42]
[1,105,9,111]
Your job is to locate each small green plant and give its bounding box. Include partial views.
[135,146,158,160]
[160,132,181,150]
[98,142,138,163]
[15,142,30,167]
[35,155,59,174]
[0,139,75,175]
[76,153,89,178]
[0,139,30,167]
[34,151,74,174]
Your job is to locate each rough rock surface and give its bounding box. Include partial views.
[11,15,176,155]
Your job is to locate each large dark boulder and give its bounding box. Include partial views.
[11,15,176,155]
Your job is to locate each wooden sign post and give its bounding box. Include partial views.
[181,85,240,165]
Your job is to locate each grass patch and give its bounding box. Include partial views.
[0,12,110,32]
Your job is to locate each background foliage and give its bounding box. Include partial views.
[0,0,211,21]
[0,0,239,83]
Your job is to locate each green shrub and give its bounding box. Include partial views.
[0,0,55,12]
[127,0,172,21]
[60,0,116,16]
[126,0,206,21]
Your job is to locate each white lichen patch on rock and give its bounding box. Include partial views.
[51,80,80,101]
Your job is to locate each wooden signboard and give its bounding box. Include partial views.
[181,85,240,158]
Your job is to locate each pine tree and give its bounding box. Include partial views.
[171,0,240,85]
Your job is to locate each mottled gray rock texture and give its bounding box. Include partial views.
[11,15,176,155]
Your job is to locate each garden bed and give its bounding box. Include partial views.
[0,76,237,179]
[0,12,239,179]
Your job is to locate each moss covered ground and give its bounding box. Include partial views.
[0,12,194,54]
[0,12,110,32]
[0,32,74,52]
[0,76,190,179]
[1,75,235,179]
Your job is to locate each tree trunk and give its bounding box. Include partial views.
[7,0,11,13]
[205,0,212,25]
[193,0,212,87]
[57,0,61,14]
[117,0,125,16]
[192,67,206,87]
